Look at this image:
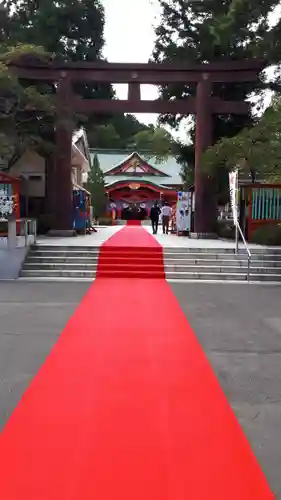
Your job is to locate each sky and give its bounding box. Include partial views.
[101,0,169,133]
[101,0,281,142]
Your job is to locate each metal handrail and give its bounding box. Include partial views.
[235,221,252,282]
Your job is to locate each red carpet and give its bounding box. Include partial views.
[0,226,273,499]
[97,225,165,278]
[126,219,141,226]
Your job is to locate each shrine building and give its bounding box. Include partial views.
[90,150,183,220]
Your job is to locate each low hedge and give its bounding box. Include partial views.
[251,224,281,245]
[215,219,236,240]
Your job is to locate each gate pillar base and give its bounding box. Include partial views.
[190,232,218,239]
[47,229,76,237]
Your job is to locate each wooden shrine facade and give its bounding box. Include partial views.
[9,58,265,234]
[98,151,181,219]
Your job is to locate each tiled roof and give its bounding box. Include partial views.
[90,149,183,186]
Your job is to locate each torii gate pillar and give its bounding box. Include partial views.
[194,75,216,236]
[49,76,75,236]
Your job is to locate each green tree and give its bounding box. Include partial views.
[88,124,122,149]
[2,0,105,62]
[0,45,54,169]
[0,1,153,149]
[111,114,149,147]
[202,97,281,182]
[130,127,175,162]
[152,0,281,199]
[88,116,155,150]
[0,0,114,124]
[86,154,107,218]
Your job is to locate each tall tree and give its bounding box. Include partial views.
[202,96,281,182]
[87,115,150,150]
[0,45,54,169]
[0,0,114,128]
[86,154,107,219]
[130,127,175,162]
[2,0,106,62]
[0,0,154,147]
[152,0,280,197]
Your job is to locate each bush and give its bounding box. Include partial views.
[251,225,281,245]
[215,219,235,240]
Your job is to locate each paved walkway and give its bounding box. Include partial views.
[0,227,274,499]
[35,224,266,250]
[36,226,123,247]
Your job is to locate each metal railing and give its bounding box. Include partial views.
[18,218,37,246]
[235,221,252,282]
[0,218,37,248]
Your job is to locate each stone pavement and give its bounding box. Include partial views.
[35,224,265,249]
[0,281,280,496]
[171,282,281,498]
[36,225,123,246]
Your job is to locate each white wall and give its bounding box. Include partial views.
[10,151,46,198]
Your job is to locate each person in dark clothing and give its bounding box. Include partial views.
[150,202,161,234]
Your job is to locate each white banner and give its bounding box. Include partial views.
[176,192,191,232]
[229,170,238,224]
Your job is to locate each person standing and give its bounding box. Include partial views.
[161,201,172,234]
[150,201,161,234]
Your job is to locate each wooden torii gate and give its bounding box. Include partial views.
[9,59,265,235]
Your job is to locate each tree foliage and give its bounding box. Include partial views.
[88,121,176,161]
[202,97,281,182]
[0,0,162,152]
[87,115,149,149]
[0,45,54,168]
[151,0,281,188]
[1,0,106,62]
[130,127,175,162]
[86,153,107,218]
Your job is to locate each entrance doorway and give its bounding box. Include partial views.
[122,204,147,221]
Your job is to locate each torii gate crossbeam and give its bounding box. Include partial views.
[9,58,265,235]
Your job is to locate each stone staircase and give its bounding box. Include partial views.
[20,246,99,279]
[20,245,281,282]
[164,248,281,282]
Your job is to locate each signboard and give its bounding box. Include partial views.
[229,170,238,224]
[176,191,192,232]
[0,188,15,220]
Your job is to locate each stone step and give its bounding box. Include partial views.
[165,271,281,281]
[164,265,281,274]
[164,247,237,254]
[97,270,165,279]
[20,268,281,282]
[26,256,99,264]
[31,245,100,251]
[23,263,98,270]
[164,253,281,262]
[164,247,281,256]
[163,252,243,260]
[164,258,245,266]
[20,269,96,278]
[29,250,100,258]
[98,264,164,272]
